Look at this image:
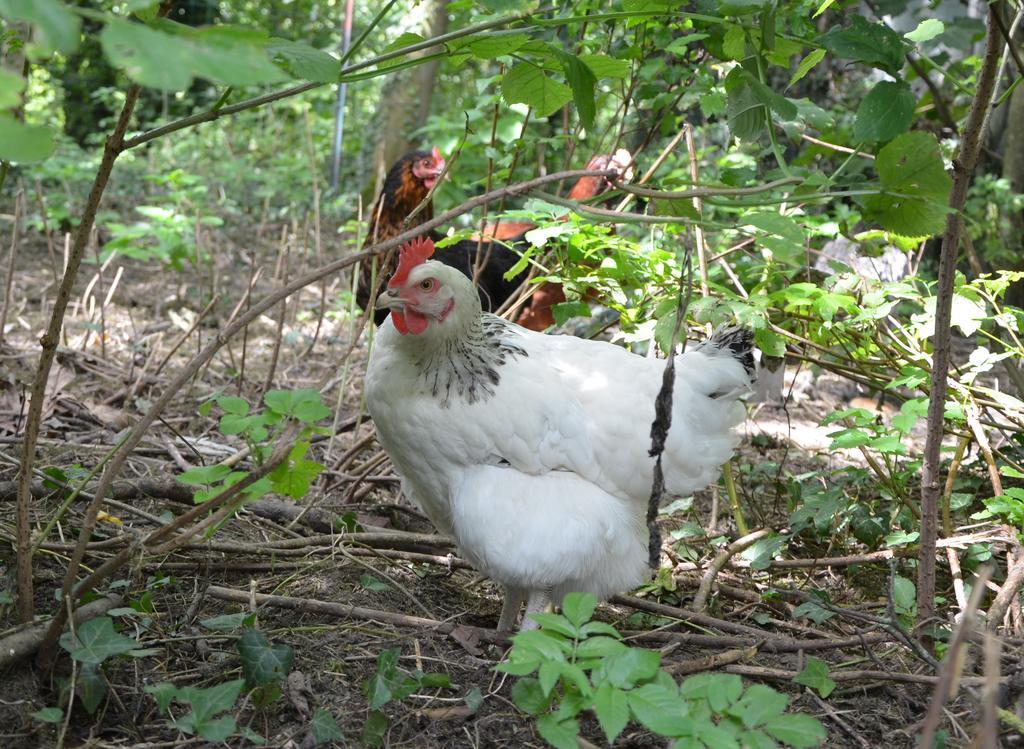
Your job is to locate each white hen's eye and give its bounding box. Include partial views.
[419,279,435,291]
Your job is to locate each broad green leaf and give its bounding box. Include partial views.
[184,678,245,721]
[863,131,952,237]
[360,710,388,747]
[194,714,237,742]
[680,673,743,711]
[557,51,596,131]
[723,26,746,60]
[100,19,194,91]
[264,388,330,422]
[310,708,345,743]
[820,16,906,75]
[793,657,836,698]
[628,683,692,736]
[59,616,141,664]
[184,25,287,86]
[176,464,232,486]
[579,53,630,79]
[0,115,56,162]
[0,68,25,109]
[536,714,580,749]
[501,63,573,117]
[31,707,64,723]
[561,592,597,627]
[893,576,916,613]
[267,38,340,83]
[145,682,178,713]
[730,683,788,726]
[511,677,550,715]
[360,574,390,592]
[791,600,834,624]
[854,80,914,142]
[0,0,80,54]
[237,629,294,687]
[269,456,324,499]
[461,32,529,59]
[78,663,108,714]
[217,396,250,416]
[378,32,424,69]
[576,635,627,658]
[884,530,919,546]
[201,612,256,631]
[905,19,944,43]
[761,713,828,747]
[593,683,630,744]
[788,48,826,89]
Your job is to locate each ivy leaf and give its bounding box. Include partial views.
[793,657,837,698]
[59,616,141,664]
[0,0,81,54]
[78,663,108,714]
[863,131,952,237]
[854,80,914,142]
[0,115,56,162]
[237,628,294,687]
[501,63,573,117]
[820,16,906,76]
[310,708,345,743]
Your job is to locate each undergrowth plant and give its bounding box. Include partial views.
[498,593,826,749]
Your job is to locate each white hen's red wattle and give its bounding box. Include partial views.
[365,239,754,631]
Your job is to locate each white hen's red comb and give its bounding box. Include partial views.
[389,237,435,288]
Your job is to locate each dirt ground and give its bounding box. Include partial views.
[0,223,1016,748]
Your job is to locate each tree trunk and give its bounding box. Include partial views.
[1003,75,1024,308]
[367,0,449,198]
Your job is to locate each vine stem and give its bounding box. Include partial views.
[917,5,1002,632]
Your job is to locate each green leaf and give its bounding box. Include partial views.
[511,677,550,715]
[267,38,340,83]
[820,16,906,75]
[0,68,25,109]
[237,628,294,687]
[579,53,630,79]
[269,456,324,499]
[594,647,661,688]
[195,714,237,742]
[761,713,828,747]
[854,80,914,142]
[0,0,80,54]
[59,616,141,664]
[793,657,836,698]
[78,663,108,714]
[561,592,597,627]
[176,464,232,486]
[217,396,250,416]
[893,576,916,614]
[501,63,573,117]
[905,19,944,43]
[529,612,578,638]
[863,131,952,237]
[310,708,345,744]
[593,683,630,744]
[360,574,390,593]
[201,612,256,631]
[627,683,692,736]
[576,636,627,659]
[101,19,286,91]
[0,115,56,162]
[729,683,788,727]
[461,32,529,59]
[885,530,919,547]
[788,48,826,89]
[722,26,746,60]
[145,682,178,713]
[31,706,64,723]
[536,714,580,749]
[557,52,596,131]
[378,32,424,68]
[264,388,331,422]
[360,709,388,747]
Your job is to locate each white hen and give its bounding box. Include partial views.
[365,237,754,631]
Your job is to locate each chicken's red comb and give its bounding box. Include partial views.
[431,145,444,163]
[388,237,436,288]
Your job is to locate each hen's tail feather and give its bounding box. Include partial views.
[705,326,756,378]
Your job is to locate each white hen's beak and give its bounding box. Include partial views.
[375,288,405,310]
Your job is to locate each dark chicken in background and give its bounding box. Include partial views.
[355,146,632,330]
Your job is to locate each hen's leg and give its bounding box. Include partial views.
[498,587,526,632]
[519,588,553,631]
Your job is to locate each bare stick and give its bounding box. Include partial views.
[15,86,142,623]
[0,188,21,346]
[724,664,1002,688]
[690,529,771,612]
[918,6,1002,629]
[919,565,992,747]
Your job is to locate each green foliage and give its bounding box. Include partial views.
[361,648,453,747]
[498,593,826,748]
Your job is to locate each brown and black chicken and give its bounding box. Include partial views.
[356,146,631,330]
